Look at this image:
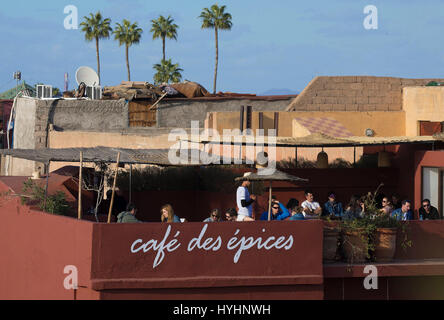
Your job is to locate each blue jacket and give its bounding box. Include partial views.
[289,213,305,220]
[391,208,413,221]
[162,215,181,223]
[260,203,290,221]
[324,201,343,217]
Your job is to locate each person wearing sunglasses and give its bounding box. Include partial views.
[225,208,238,221]
[419,199,441,220]
[380,196,394,215]
[203,209,222,222]
[259,199,290,221]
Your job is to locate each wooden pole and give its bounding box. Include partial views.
[43,162,49,211]
[268,181,272,221]
[295,147,298,167]
[78,151,83,220]
[107,152,121,223]
[129,163,132,204]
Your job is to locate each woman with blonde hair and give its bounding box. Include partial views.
[160,204,181,223]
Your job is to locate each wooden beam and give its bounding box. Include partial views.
[78,151,83,220]
[107,152,121,223]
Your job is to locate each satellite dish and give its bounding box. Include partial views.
[75,66,99,86]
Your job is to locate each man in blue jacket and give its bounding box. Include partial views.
[260,200,290,221]
[391,199,413,221]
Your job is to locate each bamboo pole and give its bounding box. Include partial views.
[267,181,272,221]
[78,151,83,220]
[107,152,121,223]
[129,164,132,204]
[43,162,49,211]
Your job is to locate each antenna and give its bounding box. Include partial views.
[75,66,99,87]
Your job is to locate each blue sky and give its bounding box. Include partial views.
[1,0,443,94]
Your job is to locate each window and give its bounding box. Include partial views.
[419,121,444,136]
[422,167,443,217]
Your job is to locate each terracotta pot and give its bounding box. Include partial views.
[374,228,397,262]
[342,229,368,263]
[323,227,340,262]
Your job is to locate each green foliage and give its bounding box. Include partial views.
[340,183,412,263]
[354,154,378,168]
[276,158,316,169]
[150,15,178,60]
[115,166,257,193]
[113,19,143,47]
[277,156,380,169]
[22,179,69,215]
[153,59,183,84]
[199,4,233,30]
[150,15,178,41]
[199,4,233,94]
[80,12,113,41]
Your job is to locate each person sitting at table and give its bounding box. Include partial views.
[260,199,290,221]
[419,199,441,220]
[117,203,142,223]
[380,196,394,216]
[301,190,322,219]
[160,204,181,223]
[288,204,305,221]
[391,199,413,221]
[323,192,343,219]
[203,209,221,222]
[225,208,238,221]
[343,195,364,220]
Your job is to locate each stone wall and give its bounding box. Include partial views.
[157,97,293,128]
[286,76,444,112]
[403,86,444,136]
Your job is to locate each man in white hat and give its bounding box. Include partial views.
[236,173,256,221]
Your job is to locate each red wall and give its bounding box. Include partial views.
[90,220,324,299]
[414,150,444,218]
[0,195,97,299]
[2,182,444,300]
[127,167,400,222]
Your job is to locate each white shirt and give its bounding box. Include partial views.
[301,200,321,218]
[236,186,252,217]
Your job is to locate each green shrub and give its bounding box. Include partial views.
[22,179,70,215]
[115,165,258,193]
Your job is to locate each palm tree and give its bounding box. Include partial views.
[199,4,232,94]
[113,19,143,81]
[153,59,183,84]
[150,15,179,61]
[79,12,112,84]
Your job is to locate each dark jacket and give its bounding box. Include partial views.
[419,206,441,220]
[323,201,343,217]
[117,211,142,223]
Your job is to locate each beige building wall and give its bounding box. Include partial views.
[48,130,179,172]
[206,110,405,163]
[208,111,405,137]
[403,87,444,136]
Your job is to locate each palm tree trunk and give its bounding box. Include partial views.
[126,44,130,81]
[162,37,166,61]
[96,37,100,85]
[213,28,218,95]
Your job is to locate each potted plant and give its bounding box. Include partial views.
[341,216,376,264]
[372,213,412,262]
[322,216,341,262]
[340,184,412,264]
